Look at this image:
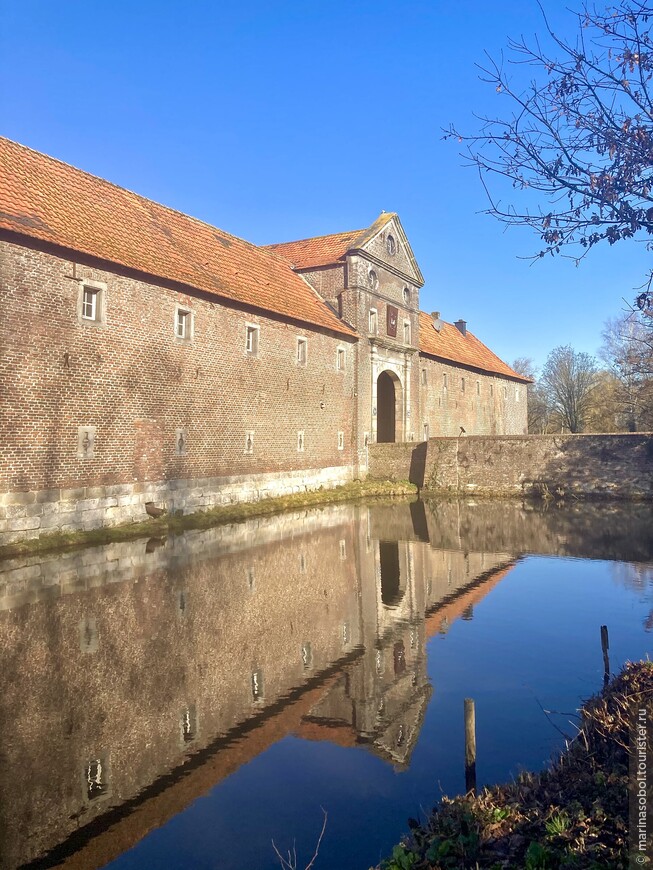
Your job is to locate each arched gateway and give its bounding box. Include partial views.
[376,370,403,443]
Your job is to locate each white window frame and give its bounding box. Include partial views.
[78,279,106,325]
[174,306,193,342]
[296,337,307,366]
[245,323,260,356]
[369,308,378,334]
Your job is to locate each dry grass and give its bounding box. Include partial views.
[380,661,652,869]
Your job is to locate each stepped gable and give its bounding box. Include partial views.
[0,137,354,338]
[418,311,531,382]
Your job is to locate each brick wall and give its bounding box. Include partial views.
[0,239,357,539]
[419,357,528,438]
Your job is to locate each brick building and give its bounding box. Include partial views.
[0,137,529,541]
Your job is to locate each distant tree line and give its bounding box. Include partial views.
[513,307,653,433]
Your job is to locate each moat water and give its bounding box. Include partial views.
[1,499,652,870]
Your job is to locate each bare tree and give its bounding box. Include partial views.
[445,0,653,313]
[512,356,553,432]
[600,311,653,428]
[540,345,599,431]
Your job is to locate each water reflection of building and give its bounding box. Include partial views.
[0,502,516,869]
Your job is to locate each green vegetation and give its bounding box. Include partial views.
[0,480,416,562]
[379,661,652,869]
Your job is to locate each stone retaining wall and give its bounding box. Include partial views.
[368,434,653,499]
[0,465,353,546]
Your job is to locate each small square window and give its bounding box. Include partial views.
[175,428,187,456]
[336,347,345,372]
[77,426,96,460]
[175,307,192,341]
[180,705,198,744]
[297,430,305,452]
[301,642,313,670]
[78,280,105,325]
[296,337,307,366]
[251,669,264,702]
[244,431,254,454]
[82,286,98,320]
[246,324,259,356]
[337,431,344,450]
[369,309,378,334]
[85,756,109,802]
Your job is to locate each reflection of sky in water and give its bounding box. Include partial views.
[610,562,653,630]
[108,553,653,870]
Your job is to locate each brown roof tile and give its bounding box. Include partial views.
[419,312,531,382]
[262,228,367,268]
[261,213,398,269]
[0,137,355,338]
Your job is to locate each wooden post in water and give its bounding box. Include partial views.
[464,697,476,794]
[601,625,610,688]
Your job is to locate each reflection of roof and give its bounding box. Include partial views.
[262,213,396,269]
[425,561,517,640]
[0,137,354,338]
[419,312,531,382]
[31,662,357,870]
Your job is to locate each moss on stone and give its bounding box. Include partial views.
[0,480,417,562]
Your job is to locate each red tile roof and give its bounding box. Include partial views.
[262,228,367,268]
[261,213,398,269]
[419,312,531,382]
[0,137,355,338]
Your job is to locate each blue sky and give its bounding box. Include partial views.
[1,0,648,371]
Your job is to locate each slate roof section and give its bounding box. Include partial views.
[0,137,355,338]
[419,311,531,382]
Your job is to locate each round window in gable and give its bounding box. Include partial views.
[403,287,410,304]
[368,270,378,289]
[386,235,396,256]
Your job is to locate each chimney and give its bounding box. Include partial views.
[431,311,442,332]
[454,319,467,336]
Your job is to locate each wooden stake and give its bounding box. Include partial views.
[601,625,610,688]
[464,697,477,794]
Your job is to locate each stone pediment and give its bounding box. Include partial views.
[351,213,424,288]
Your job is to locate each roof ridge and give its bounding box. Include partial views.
[263,227,365,247]
[0,135,260,253]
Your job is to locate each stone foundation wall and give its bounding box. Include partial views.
[368,434,653,499]
[0,464,353,546]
